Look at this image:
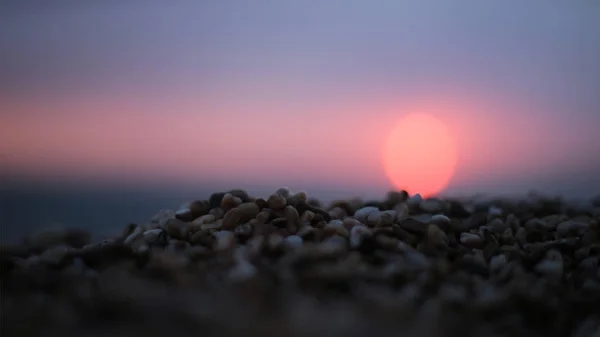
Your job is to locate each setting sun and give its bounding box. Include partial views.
[383,113,458,197]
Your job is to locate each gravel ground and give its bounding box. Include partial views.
[2,189,600,337]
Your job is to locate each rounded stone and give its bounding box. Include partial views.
[238,202,260,222]
[213,231,235,251]
[284,235,304,249]
[488,218,509,234]
[429,214,451,230]
[420,198,445,213]
[222,208,243,230]
[460,233,483,248]
[267,193,287,209]
[354,206,380,224]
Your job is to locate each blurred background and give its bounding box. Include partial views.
[1,0,599,240]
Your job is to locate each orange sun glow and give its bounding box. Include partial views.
[383,113,458,197]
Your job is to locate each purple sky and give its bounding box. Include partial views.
[1,0,600,199]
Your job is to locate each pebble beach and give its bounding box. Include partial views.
[2,188,600,337]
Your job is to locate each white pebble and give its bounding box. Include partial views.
[460,233,483,248]
[353,207,379,223]
[284,235,304,249]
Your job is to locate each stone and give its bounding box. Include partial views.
[227,189,251,203]
[500,228,514,245]
[375,235,399,251]
[398,218,429,236]
[123,226,144,245]
[200,220,223,231]
[148,209,176,227]
[221,193,242,211]
[534,249,564,280]
[489,254,507,274]
[488,218,508,234]
[164,218,188,240]
[284,235,304,249]
[419,198,445,213]
[515,227,527,245]
[40,246,71,266]
[488,205,503,217]
[557,220,589,237]
[505,213,520,231]
[317,236,347,257]
[267,193,286,209]
[213,231,235,251]
[222,208,243,230]
[403,250,430,272]
[354,206,379,224]
[191,214,216,227]
[350,225,372,249]
[284,205,300,234]
[190,230,215,247]
[324,220,348,236]
[366,211,382,227]
[275,187,291,198]
[299,210,315,223]
[297,225,316,240]
[209,207,225,220]
[427,225,448,248]
[395,203,410,221]
[428,214,451,231]
[406,193,423,207]
[237,202,261,222]
[234,223,253,239]
[175,207,194,222]
[379,210,397,226]
[460,233,483,248]
[142,229,167,246]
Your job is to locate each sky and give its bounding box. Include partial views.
[1,0,600,200]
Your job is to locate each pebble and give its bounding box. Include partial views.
[398,218,429,236]
[238,202,261,222]
[403,250,430,272]
[267,193,287,209]
[488,205,503,216]
[428,214,451,231]
[353,206,379,224]
[284,205,300,234]
[556,220,589,237]
[142,229,167,246]
[349,225,372,249]
[222,208,243,230]
[427,224,448,248]
[5,187,600,337]
[489,254,507,274]
[191,214,216,226]
[460,233,483,248]
[148,209,175,227]
[366,211,382,226]
[39,246,70,266]
[284,235,304,249]
[379,210,397,226]
[221,193,242,211]
[534,249,564,280]
[123,226,144,245]
[213,231,235,251]
[419,198,445,213]
[487,218,508,234]
[406,193,423,207]
[175,207,194,221]
[164,219,189,240]
[395,203,410,221]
